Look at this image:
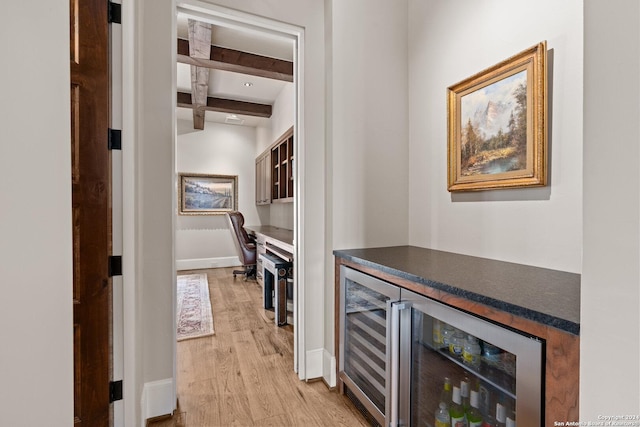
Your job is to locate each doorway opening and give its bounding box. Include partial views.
[173,1,306,398]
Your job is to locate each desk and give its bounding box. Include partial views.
[246,226,294,325]
[245,225,294,265]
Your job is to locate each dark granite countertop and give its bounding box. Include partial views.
[334,246,580,335]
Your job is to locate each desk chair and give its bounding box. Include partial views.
[226,211,257,280]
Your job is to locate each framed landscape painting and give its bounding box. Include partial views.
[178,173,238,215]
[447,41,547,192]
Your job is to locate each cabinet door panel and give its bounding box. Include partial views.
[400,289,542,427]
[339,266,400,426]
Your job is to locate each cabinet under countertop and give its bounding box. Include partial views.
[333,245,580,425]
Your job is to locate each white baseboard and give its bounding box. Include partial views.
[305,348,324,380]
[176,256,240,271]
[323,349,336,387]
[141,378,174,425]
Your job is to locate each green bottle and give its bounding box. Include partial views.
[460,376,470,413]
[466,390,483,427]
[450,386,466,427]
[440,377,452,410]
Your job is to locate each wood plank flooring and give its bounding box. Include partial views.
[149,267,369,427]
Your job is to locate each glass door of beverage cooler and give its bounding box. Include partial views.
[394,289,543,427]
[339,266,401,427]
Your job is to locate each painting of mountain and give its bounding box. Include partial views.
[448,41,547,192]
[460,70,528,176]
[471,100,512,140]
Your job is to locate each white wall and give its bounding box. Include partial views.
[271,82,296,144]
[0,1,74,425]
[176,120,259,268]
[270,82,295,229]
[256,125,273,154]
[330,0,410,251]
[408,0,583,274]
[256,82,296,229]
[582,0,640,417]
[327,0,410,373]
[138,0,177,417]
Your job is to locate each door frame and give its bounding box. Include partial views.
[119,2,307,424]
[120,1,139,426]
[173,1,307,379]
[110,2,124,425]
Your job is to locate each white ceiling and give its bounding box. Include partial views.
[176,14,294,128]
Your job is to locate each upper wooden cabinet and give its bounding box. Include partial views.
[255,151,271,205]
[272,127,294,203]
[256,126,294,205]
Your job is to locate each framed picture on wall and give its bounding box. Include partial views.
[178,173,238,215]
[447,41,547,192]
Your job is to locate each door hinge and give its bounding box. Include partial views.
[108,1,122,24]
[108,128,122,150]
[108,255,122,277]
[109,380,123,403]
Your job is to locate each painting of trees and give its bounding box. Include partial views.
[448,41,547,192]
[459,70,528,176]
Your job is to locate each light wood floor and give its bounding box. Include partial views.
[149,267,369,427]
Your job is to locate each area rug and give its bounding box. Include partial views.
[176,274,214,341]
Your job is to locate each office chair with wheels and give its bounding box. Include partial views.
[226,211,257,280]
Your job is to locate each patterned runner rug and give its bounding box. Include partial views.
[176,273,214,341]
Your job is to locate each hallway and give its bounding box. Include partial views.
[151,267,367,426]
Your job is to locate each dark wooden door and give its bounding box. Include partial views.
[70,0,111,424]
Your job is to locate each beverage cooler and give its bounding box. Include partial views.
[339,266,543,427]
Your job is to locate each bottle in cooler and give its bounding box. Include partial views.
[433,318,444,349]
[442,323,454,349]
[495,399,507,427]
[478,383,491,417]
[466,390,483,427]
[460,376,470,413]
[481,415,498,427]
[440,377,452,410]
[481,341,502,364]
[505,402,516,427]
[449,329,465,357]
[449,386,467,427]
[435,402,451,427]
[506,411,516,427]
[463,335,482,368]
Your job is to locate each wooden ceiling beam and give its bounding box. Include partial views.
[177,38,294,82]
[188,20,212,130]
[177,92,272,118]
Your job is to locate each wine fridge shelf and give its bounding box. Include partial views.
[346,310,387,401]
[344,276,390,416]
[346,286,387,313]
[424,341,516,399]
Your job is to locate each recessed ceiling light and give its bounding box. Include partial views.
[243,82,253,87]
[225,114,244,125]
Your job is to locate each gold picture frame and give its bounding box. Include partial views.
[447,41,547,192]
[178,173,238,215]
